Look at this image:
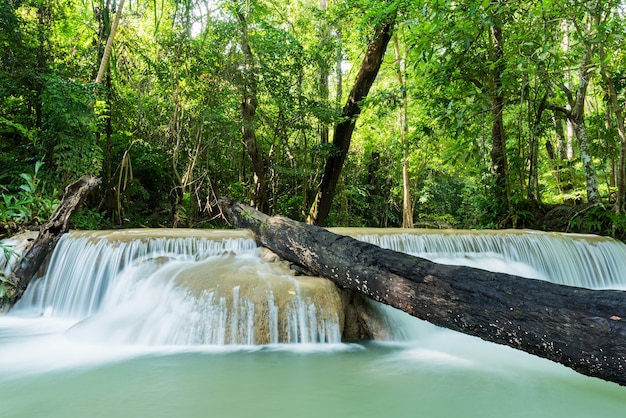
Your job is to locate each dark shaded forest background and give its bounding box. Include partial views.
[2,0,626,239]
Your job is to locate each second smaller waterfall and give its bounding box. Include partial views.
[351,229,626,289]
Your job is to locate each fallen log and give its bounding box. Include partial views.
[220,199,626,386]
[2,175,101,309]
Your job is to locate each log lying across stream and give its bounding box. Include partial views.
[220,199,626,386]
[3,175,101,309]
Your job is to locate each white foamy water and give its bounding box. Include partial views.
[5,231,346,353]
[2,231,626,398]
[356,229,626,288]
[2,229,626,418]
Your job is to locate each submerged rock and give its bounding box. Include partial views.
[174,251,391,344]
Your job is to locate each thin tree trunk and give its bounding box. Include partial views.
[35,2,51,131]
[527,93,548,201]
[335,25,343,104]
[234,3,268,213]
[552,45,599,204]
[598,46,626,214]
[318,0,330,145]
[393,33,413,228]
[553,112,569,161]
[570,38,599,203]
[170,93,184,227]
[95,0,124,84]
[550,113,565,195]
[573,113,599,204]
[307,20,394,226]
[489,23,510,216]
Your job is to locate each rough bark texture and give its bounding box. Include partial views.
[562,47,599,204]
[488,22,510,216]
[2,176,101,309]
[599,47,626,214]
[393,33,413,228]
[221,199,626,386]
[307,21,394,226]
[235,4,268,213]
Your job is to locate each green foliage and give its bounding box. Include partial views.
[3,0,626,235]
[0,273,15,301]
[40,75,102,182]
[70,208,106,230]
[565,205,626,238]
[275,194,305,222]
[0,241,16,301]
[415,170,465,226]
[1,162,60,234]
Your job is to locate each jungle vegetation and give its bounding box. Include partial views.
[2,0,626,239]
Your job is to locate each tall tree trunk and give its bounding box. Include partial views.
[598,46,626,214]
[234,3,268,213]
[550,45,599,204]
[570,49,599,204]
[35,2,51,132]
[318,0,330,145]
[393,33,413,228]
[95,0,124,84]
[559,11,600,204]
[527,93,548,201]
[553,112,569,161]
[35,1,52,166]
[488,22,510,217]
[550,112,566,195]
[560,20,576,160]
[93,1,119,221]
[335,25,343,104]
[307,20,394,226]
[572,121,599,203]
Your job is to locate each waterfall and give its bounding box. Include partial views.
[5,228,626,347]
[353,229,626,289]
[14,232,257,318]
[9,230,343,345]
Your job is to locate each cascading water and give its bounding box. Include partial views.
[9,230,344,345]
[348,229,626,289]
[6,228,626,346]
[3,228,626,418]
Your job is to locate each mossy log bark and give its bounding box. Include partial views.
[2,175,101,309]
[220,199,626,386]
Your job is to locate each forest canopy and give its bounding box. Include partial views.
[2,0,626,237]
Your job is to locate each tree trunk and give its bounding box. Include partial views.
[568,45,599,203]
[318,0,330,146]
[35,2,51,132]
[393,33,413,228]
[553,112,569,161]
[549,113,565,195]
[234,4,268,213]
[307,20,394,226]
[527,93,548,201]
[221,199,626,387]
[598,46,626,214]
[335,25,343,105]
[95,0,125,84]
[2,176,101,309]
[550,45,599,205]
[488,23,510,216]
[574,120,600,203]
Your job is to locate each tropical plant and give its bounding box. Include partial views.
[0,162,60,234]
